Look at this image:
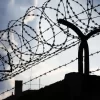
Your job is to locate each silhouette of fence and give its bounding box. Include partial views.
[0,0,100,81]
[1,49,100,99]
[0,0,100,99]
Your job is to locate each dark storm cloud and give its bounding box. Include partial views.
[0,0,36,97]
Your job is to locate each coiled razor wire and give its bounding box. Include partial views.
[0,0,100,81]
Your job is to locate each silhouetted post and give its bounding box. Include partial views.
[58,19,100,75]
[15,80,22,97]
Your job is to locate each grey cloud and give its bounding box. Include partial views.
[0,80,11,92]
[0,0,37,96]
[0,0,36,30]
[15,0,34,7]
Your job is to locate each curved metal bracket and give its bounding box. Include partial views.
[58,19,100,75]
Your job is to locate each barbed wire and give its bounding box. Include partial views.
[0,0,100,81]
[1,48,100,97]
[90,68,100,74]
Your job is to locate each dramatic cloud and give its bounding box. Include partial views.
[0,0,37,30]
[0,0,37,99]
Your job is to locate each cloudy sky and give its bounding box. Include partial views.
[0,0,100,99]
[0,0,37,99]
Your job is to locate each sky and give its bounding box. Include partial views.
[0,0,37,99]
[0,0,100,99]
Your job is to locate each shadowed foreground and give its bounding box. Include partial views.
[4,72,100,100]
